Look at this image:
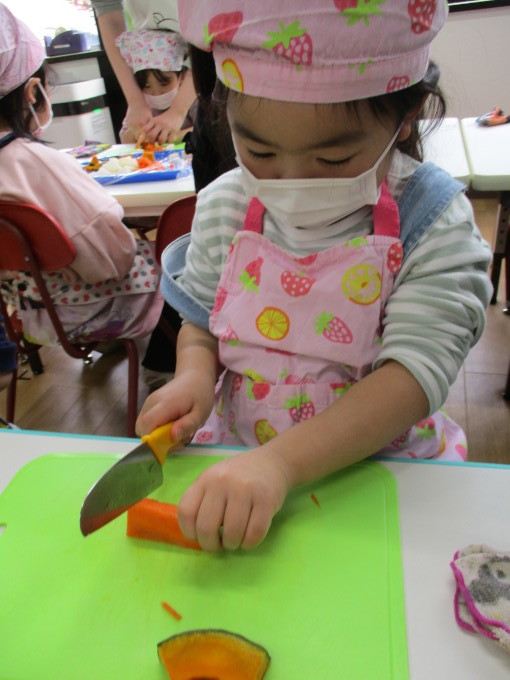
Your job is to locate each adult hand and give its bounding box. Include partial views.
[140,107,187,145]
[136,368,215,443]
[123,100,153,140]
[178,446,292,552]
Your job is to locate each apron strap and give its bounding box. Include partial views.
[160,233,211,330]
[242,197,266,233]
[398,162,465,262]
[372,181,400,238]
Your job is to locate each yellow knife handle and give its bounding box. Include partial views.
[141,423,180,465]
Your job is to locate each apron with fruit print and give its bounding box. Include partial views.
[193,185,466,461]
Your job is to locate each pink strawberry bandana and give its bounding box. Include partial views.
[0,3,46,99]
[177,0,447,103]
[116,28,187,74]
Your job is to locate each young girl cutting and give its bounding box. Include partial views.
[137,1,493,552]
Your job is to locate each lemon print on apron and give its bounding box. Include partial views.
[341,264,381,305]
[256,306,290,341]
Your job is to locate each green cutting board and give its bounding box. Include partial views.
[0,453,408,679]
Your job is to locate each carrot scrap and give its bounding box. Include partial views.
[144,142,163,152]
[84,155,101,172]
[126,498,201,550]
[137,155,153,169]
[161,601,182,621]
[310,493,321,508]
[135,141,163,151]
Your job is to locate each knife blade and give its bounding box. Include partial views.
[80,422,180,536]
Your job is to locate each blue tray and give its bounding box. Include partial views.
[87,147,191,185]
[92,164,192,185]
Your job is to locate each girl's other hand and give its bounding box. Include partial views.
[177,447,292,552]
[135,369,215,443]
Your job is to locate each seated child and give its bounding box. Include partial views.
[115,28,197,144]
[0,5,175,382]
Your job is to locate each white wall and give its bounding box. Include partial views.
[2,0,96,43]
[431,7,510,118]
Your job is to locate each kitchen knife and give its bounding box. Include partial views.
[80,422,180,536]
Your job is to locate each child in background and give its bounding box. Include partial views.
[116,28,196,144]
[137,1,493,552]
[91,0,196,144]
[0,4,175,383]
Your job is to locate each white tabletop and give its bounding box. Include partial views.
[421,117,472,184]
[103,174,195,217]
[461,117,510,192]
[1,428,509,679]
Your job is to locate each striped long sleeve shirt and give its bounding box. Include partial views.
[176,150,493,415]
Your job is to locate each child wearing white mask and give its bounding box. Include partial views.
[116,29,196,144]
[137,1,493,552]
[0,4,178,384]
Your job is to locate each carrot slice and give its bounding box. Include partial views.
[126,499,201,550]
[161,601,182,621]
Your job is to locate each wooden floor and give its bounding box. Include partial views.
[1,198,508,463]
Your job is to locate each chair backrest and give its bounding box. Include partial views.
[0,201,76,271]
[0,200,81,356]
[155,194,196,264]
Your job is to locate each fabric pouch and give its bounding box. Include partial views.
[451,544,510,652]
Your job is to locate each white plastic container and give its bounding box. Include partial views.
[43,77,116,149]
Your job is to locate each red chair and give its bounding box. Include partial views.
[0,201,139,436]
[153,195,197,345]
[155,194,197,265]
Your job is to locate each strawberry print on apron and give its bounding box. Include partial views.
[194,186,466,461]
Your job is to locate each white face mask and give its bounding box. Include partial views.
[237,125,402,231]
[144,86,178,111]
[27,82,53,136]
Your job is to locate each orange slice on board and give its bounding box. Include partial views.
[341,264,381,305]
[255,306,290,341]
[222,58,244,92]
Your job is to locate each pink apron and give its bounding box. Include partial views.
[194,187,466,461]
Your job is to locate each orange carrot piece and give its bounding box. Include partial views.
[310,493,321,508]
[126,498,201,550]
[161,601,182,621]
[137,155,153,169]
